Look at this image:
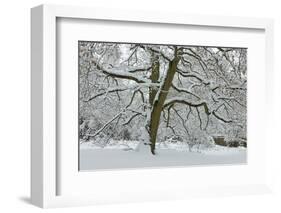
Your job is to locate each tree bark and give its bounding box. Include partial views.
[149,51,180,154]
[149,56,160,105]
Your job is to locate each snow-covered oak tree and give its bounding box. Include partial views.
[79,41,247,155]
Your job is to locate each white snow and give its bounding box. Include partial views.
[79,141,246,171]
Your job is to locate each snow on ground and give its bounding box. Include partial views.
[79,141,247,171]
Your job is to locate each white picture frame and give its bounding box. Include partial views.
[31,4,274,208]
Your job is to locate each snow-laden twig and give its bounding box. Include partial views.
[163,97,209,110]
[85,110,124,138]
[148,46,173,61]
[164,97,233,124]
[91,59,151,83]
[171,84,201,99]
[84,85,139,102]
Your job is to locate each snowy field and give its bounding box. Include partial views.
[79,141,247,170]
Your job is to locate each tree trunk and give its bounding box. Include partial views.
[149,56,160,105]
[149,53,179,154]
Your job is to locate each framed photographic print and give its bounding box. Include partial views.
[31,4,274,208]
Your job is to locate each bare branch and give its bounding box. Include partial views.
[163,98,210,115]
[172,107,190,136]
[90,59,151,83]
[122,112,143,126]
[147,47,172,61]
[212,111,232,123]
[85,110,124,138]
[195,107,203,130]
[84,86,133,102]
[171,84,201,99]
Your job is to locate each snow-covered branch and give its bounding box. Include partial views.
[176,68,210,85]
[171,84,201,99]
[163,97,233,124]
[212,111,232,123]
[84,85,139,102]
[85,110,124,138]
[91,59,151,83]
[163,97,210,114]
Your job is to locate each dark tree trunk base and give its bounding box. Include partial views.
[150,144,156,155]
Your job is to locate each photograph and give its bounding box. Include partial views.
[78,41,247,170]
